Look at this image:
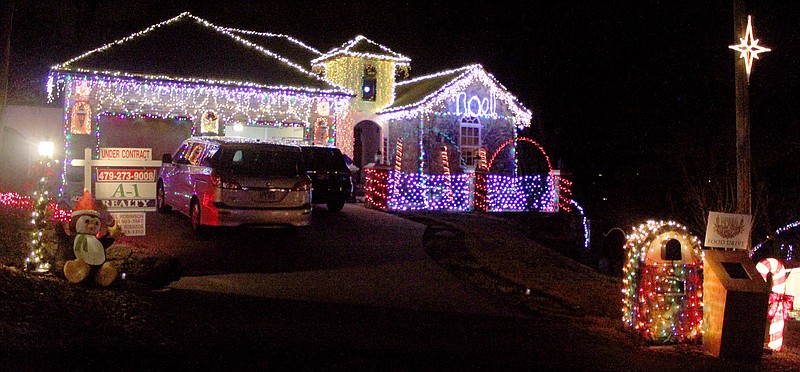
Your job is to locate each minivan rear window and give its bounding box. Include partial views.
[302,147,349,172]
[214,145,301,176]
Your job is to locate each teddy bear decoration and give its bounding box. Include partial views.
[63,191,127,286]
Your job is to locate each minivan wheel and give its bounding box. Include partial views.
[156,181,171,213]
[190,200,206,235]
[326,199,345,212]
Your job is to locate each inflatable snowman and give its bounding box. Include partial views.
[63,191,124,286]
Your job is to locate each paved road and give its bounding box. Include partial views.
[123,203,522,317]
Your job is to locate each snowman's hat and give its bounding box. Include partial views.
[71,190,100,218]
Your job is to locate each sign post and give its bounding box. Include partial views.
[70,147,162,236]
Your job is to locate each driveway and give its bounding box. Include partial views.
[125,203,522,317]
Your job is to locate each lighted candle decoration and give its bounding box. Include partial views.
[621,220,704,344]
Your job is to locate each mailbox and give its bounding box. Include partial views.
[703,249,770,360]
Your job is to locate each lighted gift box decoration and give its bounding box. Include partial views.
[621,220,704,343]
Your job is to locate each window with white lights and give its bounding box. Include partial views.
[459,117,481,166]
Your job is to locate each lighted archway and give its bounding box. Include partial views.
[487,137,553,178]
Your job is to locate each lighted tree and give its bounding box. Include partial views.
[25,158,55,272]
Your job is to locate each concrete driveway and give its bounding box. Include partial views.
[158,203,522,317]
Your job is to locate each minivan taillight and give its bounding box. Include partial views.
[291,179,311,192]
[211,172,242,190]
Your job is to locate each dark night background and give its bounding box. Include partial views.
[4,1,800,240]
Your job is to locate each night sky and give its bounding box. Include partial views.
[6,1,800,234]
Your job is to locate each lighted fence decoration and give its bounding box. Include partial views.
[372,170,561,212]
[755,258,794,352]
[387,172,473,211]
[621,220,704,344]
[486,174,556,212]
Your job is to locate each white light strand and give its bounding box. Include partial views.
[49,12,352,97]
[311,35,412,66]
[380,65,532,125]
[223,28,324,55]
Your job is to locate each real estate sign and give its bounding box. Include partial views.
[110,212,146,237]
[71,147,161,216]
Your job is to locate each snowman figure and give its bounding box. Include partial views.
[63,191,124,286]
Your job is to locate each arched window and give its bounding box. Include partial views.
[459,117,481,166]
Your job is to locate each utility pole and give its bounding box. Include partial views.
[733,0,751,215]
[0,1,13,188]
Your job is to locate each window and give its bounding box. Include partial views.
[459,117,481,166]
[362,65,377,101]
[172,141,192,164]
[185,143,205,165]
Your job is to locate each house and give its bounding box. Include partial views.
[46,12,557,211]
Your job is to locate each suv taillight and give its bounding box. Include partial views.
[211,172,242,190]
[291,179,311,191]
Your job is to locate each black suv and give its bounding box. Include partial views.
[301,146,353,212]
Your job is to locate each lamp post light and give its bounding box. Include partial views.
[38,141,54,159]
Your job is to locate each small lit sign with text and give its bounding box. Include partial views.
[704,211,752,249]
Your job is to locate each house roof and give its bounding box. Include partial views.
[50,13,351,95]
[225,28,323,69]
[381,65,532,125]
[388,66,472,110]
[311,35,411,66]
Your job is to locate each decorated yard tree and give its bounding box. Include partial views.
[24,156,56,273]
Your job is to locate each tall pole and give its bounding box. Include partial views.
[733,0,751,215]
[0,1,13,190]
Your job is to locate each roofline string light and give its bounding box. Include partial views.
[222,28,324,55]
[49,12,353,97]
[311,35,412,66]
[380,65,532,126]
[49,75,351,129]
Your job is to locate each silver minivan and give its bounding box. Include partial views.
[156,137,312,233]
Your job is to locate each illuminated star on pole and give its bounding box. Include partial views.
[729,15,771,75]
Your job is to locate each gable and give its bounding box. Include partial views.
[381,65,532,126]
[51,13,347,94]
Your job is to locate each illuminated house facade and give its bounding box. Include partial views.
[48,12,556,211]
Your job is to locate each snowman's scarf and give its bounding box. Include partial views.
[75,234,89,253]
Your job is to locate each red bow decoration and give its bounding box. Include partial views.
[768,292,795,321]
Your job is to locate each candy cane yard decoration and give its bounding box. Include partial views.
[755,258,795,351]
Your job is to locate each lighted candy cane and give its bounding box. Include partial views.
[394,137,403,174]
[441,145,453,203]
[755,258,794,351]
